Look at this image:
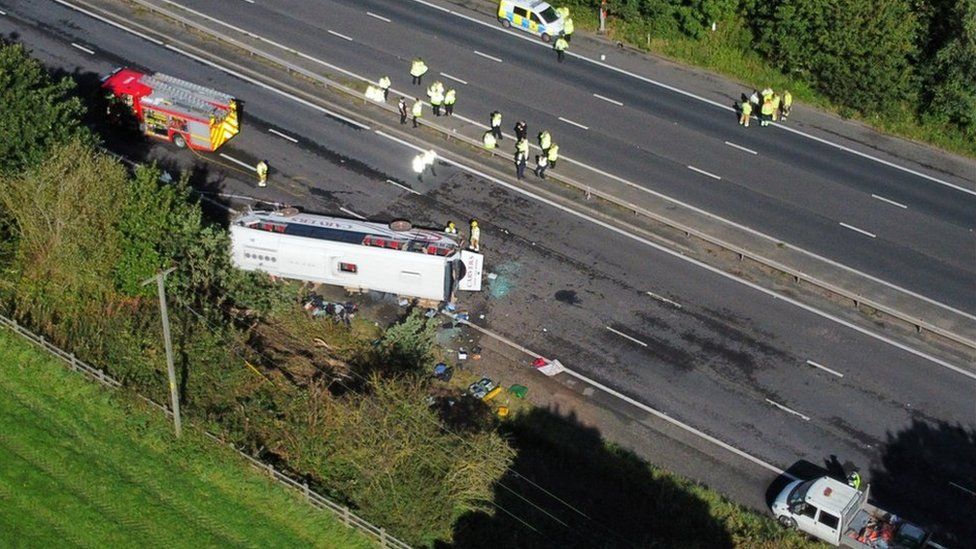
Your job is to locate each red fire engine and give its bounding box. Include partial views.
[101,67,239,152]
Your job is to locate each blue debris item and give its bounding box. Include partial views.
[433,362,453,381]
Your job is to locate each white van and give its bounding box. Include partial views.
[770,476,938,548]
[497,0,564,42]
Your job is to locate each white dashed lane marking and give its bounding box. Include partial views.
[606,326,648,347]
[593,93,623,106]
[688,165,722,180]
[366,11,390,22]
[385,179,421,195]
[219,153,258,172]
[724,141,758,155]
[473,50,503,63]
[839,222,876,239]
[340,207,367,219]
[871,194,908,209]
[765,399,811,421]
[71,42,95,54]
[327,30,353,41]
[268,128,298,143]
[806,360,844,378]
[558,116,589,130]
[646,291,682,308]
[439,72,468,85]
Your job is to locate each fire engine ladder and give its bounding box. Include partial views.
[144,73,239,149]
[144,78,218,117]
[150,72,235,108]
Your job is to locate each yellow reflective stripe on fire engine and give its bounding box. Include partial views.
[209,103,240,151]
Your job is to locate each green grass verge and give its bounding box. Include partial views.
[0,327,375,549]
[558,3,975,158]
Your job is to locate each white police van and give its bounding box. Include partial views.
[497,0,564,42]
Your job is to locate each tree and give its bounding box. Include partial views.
[114,164,202,296]
[380,310,439,373]
[919,0,976,138]
[752,0,919,113]
[0,42,92,176]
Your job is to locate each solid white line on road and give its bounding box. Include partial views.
[219,153,257,172]
[839,222,877,239]
[439,72,468,85]
[605,326,648,347]
[161,44,370,129]
[949,481,976,497]
[149,0,975,324]
[327,30,353,42]
[724,141,758,155]
[340,207,367,220]
[400,0,973,196]
[688,165,722,180]
[765,399,811,421]
[376,130,975,380]
[806,360,844,378]
[410,0,452,13]
[646,291,682,309]
[558,116,589,130]
[871,194,908,209]
[593,93,623,106]
[65,0,973,374]
[71,42,95,54]
[103,0,968,379]
[241,0,254,4]
[366,11,390,22]
[473,50,503,63]
[0,9,7,15]
[267,128,298,143]
[55,0,164,44]
[450,313,791,478]
[385,178,421,195]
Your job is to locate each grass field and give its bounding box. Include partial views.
[0,328,374,549]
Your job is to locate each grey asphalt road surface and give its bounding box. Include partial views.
[2,1,973,541]
[157,0,976,314]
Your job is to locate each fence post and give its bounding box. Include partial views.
[303,481,310,501]
[342,506,351,526]
[380,527,388,547]
[69,353,78,371]
[267,462,274,477]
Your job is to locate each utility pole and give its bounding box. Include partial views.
[141,267,181,437]
[599,0,607,34]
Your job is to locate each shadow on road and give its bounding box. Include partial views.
[441,405,734,549]
[871,419,976,545]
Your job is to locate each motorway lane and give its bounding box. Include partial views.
[6,7,973,536]
[161,0,976,313]
[13,0,973,452]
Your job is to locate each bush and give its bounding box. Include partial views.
[0,139,125,347]
[0,42,93,176]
